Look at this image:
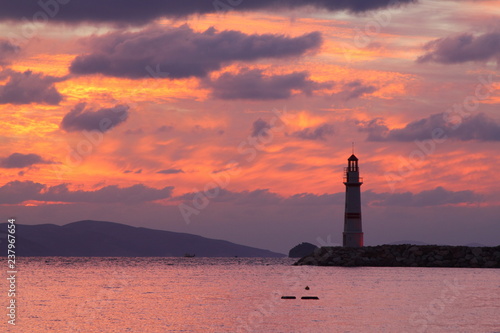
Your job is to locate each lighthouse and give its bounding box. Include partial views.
[343,153,364,247]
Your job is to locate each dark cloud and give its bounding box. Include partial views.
[69,25,322,79]
[206,69,331,100]
[357,118,390,141]
[176,188,283,205]
[336,80,378,100]
[289,124,335,141]
[0,1,417,24]
[184,125,223,139]
[284,192,344,206]
[123,169,142,174]
[0,153,54,168]
[0,181,45,204]
[251,118,272,138]
[0,39,19,65]
[0,181,173,204]
[417,32,500,64]
[60,103,129,133]
[359,113,500,142]
[156,125,174,133]
[0,70,64,105]
[176,188,340,207]
[365,187,482,207]
[176,186,479,208]
[451,113,500,141]
[157,169,184,174]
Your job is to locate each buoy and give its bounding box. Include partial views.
[305,286,310,290]
[281,296,296,299]
[301,296,319,300]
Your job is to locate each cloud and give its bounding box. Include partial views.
[0,153,55,168]
[0,181,46,204]
[334,80,378,100]
[0,181,174,204]
[206,69,331,100]
[156,125,174,133]
[206,74,373,102]
[60,103,129,133]
[69,25,322,79]
[176,188,339,206]
[357,118,391,141]
[176,188,283,205]
[0,39,19,65]
[0,70,64,105]
[284,192,344,206]
[417,32,500,65]
[359,113,500,142]
[251,118,272,138]
[289,124,335,141]
[177,186,476,208]
[157,169,184,174]
[176,185,481,209]
[0,1,417,24]
[365,187,482,207]
[123,169,142,174]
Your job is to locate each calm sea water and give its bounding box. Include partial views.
[4,257,499,332]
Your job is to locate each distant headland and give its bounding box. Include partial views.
[0,220,285,257]
[294,244,500,268]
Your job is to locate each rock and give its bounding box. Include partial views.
[485,261,498,268]
[472,248,482,256]
[289,242,319,258]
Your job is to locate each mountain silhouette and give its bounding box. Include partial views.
[0,220,284,257]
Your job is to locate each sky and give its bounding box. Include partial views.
[0,0,499,253]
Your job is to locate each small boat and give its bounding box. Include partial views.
[184,253,195,257]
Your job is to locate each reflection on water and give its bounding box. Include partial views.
[8,257,500,332]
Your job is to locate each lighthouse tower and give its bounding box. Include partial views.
[343,153,364,247]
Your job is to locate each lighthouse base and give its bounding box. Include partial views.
[343,232,363,247]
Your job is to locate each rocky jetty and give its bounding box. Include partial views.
[294,244,500,268]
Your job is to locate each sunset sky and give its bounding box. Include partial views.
[0,0,499,253]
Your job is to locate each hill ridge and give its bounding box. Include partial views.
[0,220,284,257]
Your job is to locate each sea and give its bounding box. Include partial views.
[5,257,499,332]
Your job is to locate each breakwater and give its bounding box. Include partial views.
[294,244,500,268]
